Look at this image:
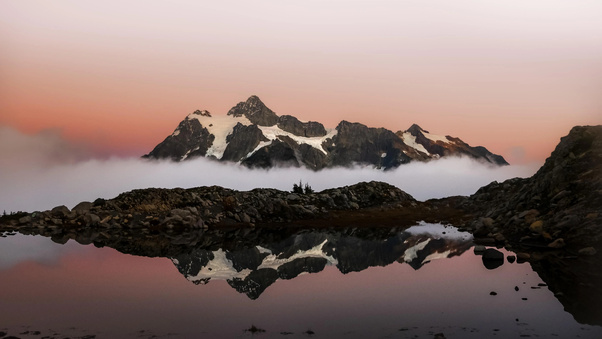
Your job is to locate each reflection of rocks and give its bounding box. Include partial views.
[529,253,602,326]
[481,249,504,270]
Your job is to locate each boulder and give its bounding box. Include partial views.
[578,247,597,256]
[18,215,32,224]
[473,245,486,254]
[51,205,70,217]
[547,238,565,249]
[73,201,94,214]
[84,214,101,226]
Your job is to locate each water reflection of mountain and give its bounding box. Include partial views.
[171,224,473,299]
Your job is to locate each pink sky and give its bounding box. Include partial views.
[1,0,601,163]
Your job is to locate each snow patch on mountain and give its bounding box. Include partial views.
[256,125,338,155]
[244,140,273,160]
[400,132,430,155]
[187,114,252,159]
[422,131,450,144]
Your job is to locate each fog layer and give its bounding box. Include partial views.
[1,127,540,213]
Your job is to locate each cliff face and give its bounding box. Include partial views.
[465,125,602,248]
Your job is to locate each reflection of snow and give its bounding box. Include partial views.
[0,233,82,270]
[182,240,338,284]
[182,249,251,282]
[405,221,473,241]
[257,239,338,270]
[403,239,431,262]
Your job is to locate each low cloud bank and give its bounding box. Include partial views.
[0,127,540,213]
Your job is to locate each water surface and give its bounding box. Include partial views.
[0,223,600,338]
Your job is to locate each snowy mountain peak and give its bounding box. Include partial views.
[145,96,509,168]
[227,95,279,126]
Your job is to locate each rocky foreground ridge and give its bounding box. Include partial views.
[144,95,508,169]
[1,181,417,231]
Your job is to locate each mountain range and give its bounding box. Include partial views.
[144,95,508,169]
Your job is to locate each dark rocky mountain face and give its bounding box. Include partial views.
[144,111,215,161]
[227,95,279,126]
[144,95,508,169]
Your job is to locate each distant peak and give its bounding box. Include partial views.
[193,110,211,117]
[227,95,279,126]
[407,124,428,135]
[247,95,262,103]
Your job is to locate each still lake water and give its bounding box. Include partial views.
[1,223,600,339]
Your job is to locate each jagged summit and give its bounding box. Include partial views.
[145,96,509,169]
[227,95,279,126]
[407,123,426,134]
[193,110,211,117]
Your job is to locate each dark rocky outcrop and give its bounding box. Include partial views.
[461,125,601,249]
[144,117,214,160]
[277,115,327,137]
[241,139,299,168]
[438,125,601,326]
[329,121,412,169]
[221,123,268,162]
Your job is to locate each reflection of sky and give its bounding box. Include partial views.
[0,233,81,270]
[1,230,601,338]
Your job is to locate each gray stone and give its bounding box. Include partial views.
[473,245,486,254]
[171,208,192,218]
[72,201,93,214]
[578,247,597,256]
[51,205,70,216]
[18,215,32,224]
[85,213,100,226]
[547,238,565,249]
[286,194,300,201]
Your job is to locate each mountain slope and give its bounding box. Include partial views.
[144,95,508,169]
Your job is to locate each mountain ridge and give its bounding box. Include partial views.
[144,95,509,169]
